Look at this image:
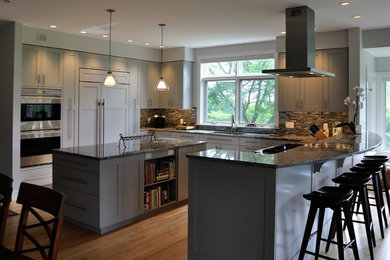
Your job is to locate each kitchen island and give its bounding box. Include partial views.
[52,137,206,234]
[187,132,382,260]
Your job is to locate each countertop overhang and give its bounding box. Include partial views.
[53,139,206,160]
[187,132,382,168]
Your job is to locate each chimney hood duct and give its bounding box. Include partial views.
[262,6,335,78]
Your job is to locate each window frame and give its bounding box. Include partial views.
[201,58,275,126]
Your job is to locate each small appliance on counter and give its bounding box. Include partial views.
[309,123,327,141]
[154,114,166,128]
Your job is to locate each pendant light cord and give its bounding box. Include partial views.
[107,9,115,71]
[159,24,166,78]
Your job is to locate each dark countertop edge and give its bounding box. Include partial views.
[53,141,207,161]
[141,128,304,142]
[187,135,382,168]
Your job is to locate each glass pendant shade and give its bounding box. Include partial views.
[155,77,169,91]
[156,24,169,91]
[103,71,117,87]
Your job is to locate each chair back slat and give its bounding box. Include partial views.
[0,173,13,245]
[14,182,66,260]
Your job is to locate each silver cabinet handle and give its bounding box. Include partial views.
[300,101,304,109]
[43,74,45,87]
[37,74,40,86]
[296,100,299,109]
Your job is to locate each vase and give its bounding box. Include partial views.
[355,124,362,134]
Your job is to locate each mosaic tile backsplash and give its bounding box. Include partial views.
[141,108,197,128]
[279,111,348,135]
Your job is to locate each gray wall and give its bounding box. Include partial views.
[0,21,22,187]
[376,57,390,72]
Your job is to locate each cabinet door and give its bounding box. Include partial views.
[62,52,78,148]
[22,45,40,87]
[300,51,323,111]
[100,158,124,227]
[159,62,174,108]
[146,62,160,107]
[323,48,348,112]
[178,146,192,201]
[123,154,144,219]
[102,84,130,143]
[78,82,100,146]
[41,48,63,88]
[277,53,300,111]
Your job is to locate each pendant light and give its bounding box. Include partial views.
[103,9,117,87]
[155,24,169,91]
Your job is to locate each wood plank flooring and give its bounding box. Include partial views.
[3,201,390,259]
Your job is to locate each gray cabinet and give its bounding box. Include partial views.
[323,48,348,112]
[123,154,144,219]
[159,61,192,108]
[178,143,207,201]
[278,48,348,112]
[22,45,63,88]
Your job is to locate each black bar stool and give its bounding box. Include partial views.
[351,163,388,238]
[326,172,375,260]
[299,186,359,260]
[362,155,390,213]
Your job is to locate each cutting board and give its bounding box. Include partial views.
[176,125,196,130]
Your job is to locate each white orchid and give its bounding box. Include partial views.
[343,86,368,124]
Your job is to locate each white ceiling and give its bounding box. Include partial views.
[1,0,390,51]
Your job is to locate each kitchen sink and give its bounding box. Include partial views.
[212,131,247,136]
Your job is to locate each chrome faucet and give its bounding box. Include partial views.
[231,114,237,132]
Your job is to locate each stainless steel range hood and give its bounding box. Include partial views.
[262,6,335,78]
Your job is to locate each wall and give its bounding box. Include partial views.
[140,108,197,128]
[363,28,390,49]
[279,112,348,135]
[0,21,22,195]
[376,57,390,72]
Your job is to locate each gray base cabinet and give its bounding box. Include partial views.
[53,143,205,234]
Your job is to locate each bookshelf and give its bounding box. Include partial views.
[144,156,177,211]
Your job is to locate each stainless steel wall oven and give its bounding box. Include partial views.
[20,88,61,168]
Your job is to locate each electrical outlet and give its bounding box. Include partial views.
[286,122,294,129]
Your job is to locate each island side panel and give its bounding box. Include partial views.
[188,158,276,260]
[274,164,312,260]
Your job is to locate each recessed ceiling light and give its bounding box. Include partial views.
[127,40,133,43]
[102,34,108,38]
[339,2,350,6]
[80,31,87,34]
[160,45,164,48]
[281,31,286,35]
[353,15,361,19]
[145,43,150,46]
[50,25,57,28]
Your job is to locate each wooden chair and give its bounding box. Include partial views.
[0,173,13,245]
[0,182,66,260]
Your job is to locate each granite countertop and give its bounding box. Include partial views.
[187,132,382,168]
[53,138,206,160]
[141,127,310,142]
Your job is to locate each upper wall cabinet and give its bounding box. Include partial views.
[322,48,348,112]
[78,53,129,72]
[278,48,348,112]
[22,45,64,88]
[159,60,192,109]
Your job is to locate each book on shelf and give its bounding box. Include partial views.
[144,186,170,210]
[145,160,175,185]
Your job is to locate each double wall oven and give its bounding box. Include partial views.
[20,89,61,168]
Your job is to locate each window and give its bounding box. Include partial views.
[201,58,275,125]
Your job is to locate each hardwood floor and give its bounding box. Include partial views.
[3,201,390,259]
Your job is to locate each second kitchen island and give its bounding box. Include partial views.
[53,137,206,234]
[187,132,382,260]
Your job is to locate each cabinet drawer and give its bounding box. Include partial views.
[176,133,199,140]
[239,137,263,147]
[53,153,99,173]
[201,135,239,145]
[54,185,99,228]
[53,165,99,196]
[144,149,175,160]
